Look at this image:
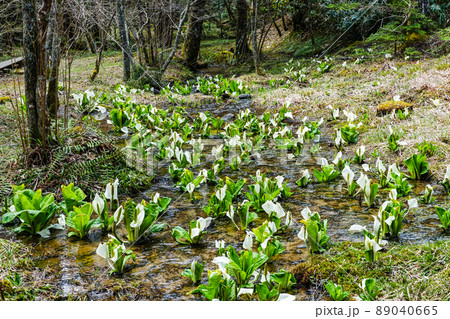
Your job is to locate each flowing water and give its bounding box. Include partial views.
[1,99,449,300]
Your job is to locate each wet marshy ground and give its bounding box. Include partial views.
[1,99,449,301]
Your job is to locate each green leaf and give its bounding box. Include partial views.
[404,154,428,180]
[148,223,166,233]
[270,270,296,290]
[61,184,86,213]
[436,206,450,230]
[1,211,21,224]
[66,203,96,239]
[172,226,192,244]
[19,193,35,211]
[255,282,280,301]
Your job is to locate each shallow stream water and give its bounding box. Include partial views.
[1,99,449,300]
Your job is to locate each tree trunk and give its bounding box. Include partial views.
[273,19,282,37]
[22,0,53,151]
[235,0,250,63]
[91,12,116,82]
[156,10,173,49]
[47,0,60,121]
[139,13,150,65]
[36,0,52,153]
[291,0,305,32]
[161,0,191,74]
[183,0,207,70]
[146,21,156,65]
[306,0,315,45]
[418,0,430,16]
[23,0,41,146]
[85,32,96,54]
[251,0,261,74]
[130,26,143,65]
[224,0,235,22]
[281,11,288,31]
[117,0,131,81]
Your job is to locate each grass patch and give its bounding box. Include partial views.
[293,241,450,300]
[0,239,36,300]
[279,34,334,58]
[0,239,32,275]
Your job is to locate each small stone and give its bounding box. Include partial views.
[222,113,235,122]
[283,117,296,124]
[238,94,252,100]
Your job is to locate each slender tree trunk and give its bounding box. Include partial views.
[291,0,304,32]
[281,11,288,31]
[306,0,315,45]
[36,0,52,153]
[130,26,143,65]
[139,13,150,65]
[23,0,41,146]
[146,21,156,65]
[161,0,190,74]
[418,0,430,16]
[117,0,131,81]
[223,0,235,22]
[183,0,207,70]
[273,19,282,37]
[235,0,250,63]
[91,12,116,82]
[251,0,261,74]
[85,32,96,53]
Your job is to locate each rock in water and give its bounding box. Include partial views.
[238,94,252,100]
[222,113,235,122]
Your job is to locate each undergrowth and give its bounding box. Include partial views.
[5,124,153,201]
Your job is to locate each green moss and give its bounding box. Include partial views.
[377,100,413,114]
[0,96,11,104]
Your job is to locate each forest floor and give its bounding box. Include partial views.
[0,28,450,300]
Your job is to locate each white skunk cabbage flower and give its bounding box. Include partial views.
[215,186,227,201]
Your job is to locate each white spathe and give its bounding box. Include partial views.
[92,194,105,216]
[444,165,450,182]
[408,198,418,209]
[385,215,396,227]
[243,232,253,250]
[342,165,355,186]
[215,240,225,249]
[332,151,342,166]
[301,207,314,220]
[349,224,366,234]
[301,169,310,180]
[389,189,397,200]
[376,158,386,173]
[298,227,306,241]
[113,206,124,224]
[186,182,195,195]
[262,200,286,219]
[215,186,227,201]
[130,204,145,229]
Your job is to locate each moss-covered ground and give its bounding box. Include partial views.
[293,241,450,301]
